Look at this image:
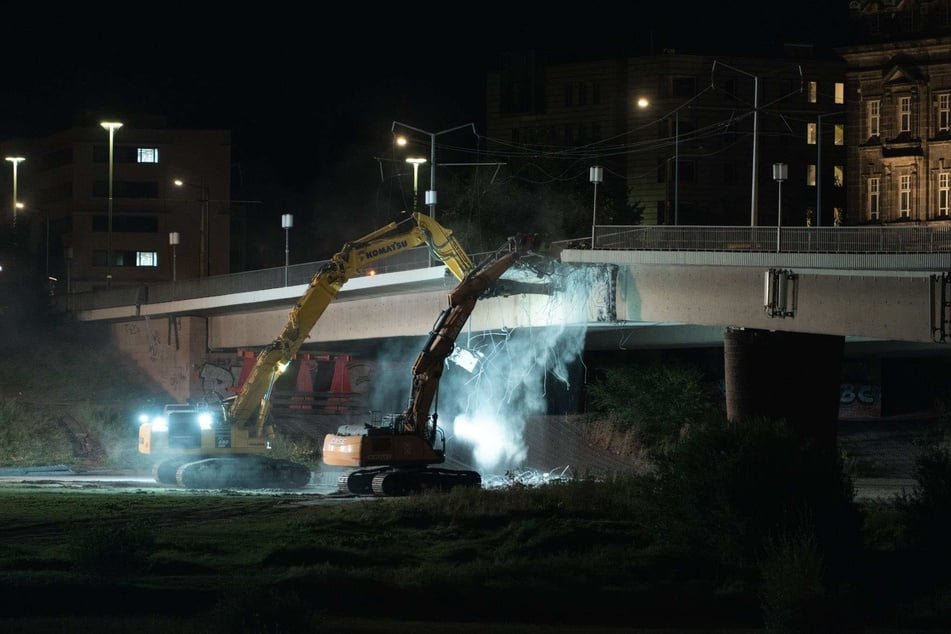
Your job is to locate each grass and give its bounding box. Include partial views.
[0,467,948,632]
[2,318,951,630]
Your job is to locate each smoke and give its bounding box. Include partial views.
[362,261,613,474]
[440,262,613,473]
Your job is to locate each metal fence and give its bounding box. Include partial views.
[62,225,951,313]
[61,245,435,312]
[575,224,951,253]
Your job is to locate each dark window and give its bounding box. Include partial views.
[672,76,696,98]
[578,82,587,106]
[92,180,159,199]
[565,83,573,107]
[93,249,138,267]
[36,148,72,171]
[511,128,520,142]
[93,144,139,163]
[92,214,159,233]
[591,122,601,140]
[676,160,696,183]
[592,82,601,105]
[723,161,738,185]
[722,78,737,99]
[657,159,667,183]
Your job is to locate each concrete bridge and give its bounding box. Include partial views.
[66,224,951,454]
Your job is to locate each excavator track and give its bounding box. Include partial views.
[370,467,482,497]
[165,455,311,489]
[338,467,389,495]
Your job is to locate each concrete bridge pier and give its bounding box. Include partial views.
[724,327,844,450]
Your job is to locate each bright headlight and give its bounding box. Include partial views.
[151,416,168,432]
[198,412,213,430]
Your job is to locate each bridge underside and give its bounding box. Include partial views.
[101,255,947,454]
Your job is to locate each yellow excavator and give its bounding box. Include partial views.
[323,233,539,496]
[137,213,474,489]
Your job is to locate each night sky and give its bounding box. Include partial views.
[0,3,851,260]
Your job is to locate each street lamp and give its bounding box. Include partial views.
[281,213,293,286]
[169,231,180,284]
[773,163,788,253]
[173,178,210,277]
[5,156,24,229]
[100,121,123,287]
[712,62,760,226]
[391,121,476,220]
[405,157,427,213]
[636,98,681,224]
[65,247,73,309]
[589,166,603,248]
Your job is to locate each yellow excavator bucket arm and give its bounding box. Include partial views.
[227,213,474,436]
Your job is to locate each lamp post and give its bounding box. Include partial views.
[65,247,73,309]
[391,121,476,220]
[100,121,123,287]
[712,62,761,226]
[589,166,603,248]
[773,163,787,253]
[173,178,211,277]
[169,231,180,284]
[636,97,683,224]
[405,157,427,213]
[281,214,293,286]
[5,156,24,229]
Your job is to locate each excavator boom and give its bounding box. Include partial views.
[323,234,539,496]
[137,213,474,489]
[227,213,473,432]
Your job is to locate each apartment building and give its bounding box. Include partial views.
[486,49,847,227]
[0,116,231,294]
[840,0,951,224]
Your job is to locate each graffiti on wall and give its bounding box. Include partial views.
[199,361,237,400]
[839,382,881,419]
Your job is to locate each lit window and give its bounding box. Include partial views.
[867,100,880,137]
[137,251,158,267]
[834,123,844,145]
[939,93,950,131]
[940,172,950,216]
[137,148,159,164]
[834,82,844,104]
[868,177,880,220]
[834,166,844,187]
[900,174,911,216]
[807,123,817,144]
[899,96,911,133]
[806,164,816,187]
[808,81,817,103]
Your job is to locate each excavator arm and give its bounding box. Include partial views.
[226,212,474,436]
[324,233,541,496]
[401,237,525,435]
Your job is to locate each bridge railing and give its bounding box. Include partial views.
[572,224,951,253]
[62,225,951,313]
[59,245,489,313]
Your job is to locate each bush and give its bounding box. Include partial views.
[759,530,832,631]
[587,361,719,452]
[896,445,951,558]
[635,415,859,580]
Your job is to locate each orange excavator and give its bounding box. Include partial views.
[323,234,540,496]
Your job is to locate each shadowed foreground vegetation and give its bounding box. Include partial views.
[1,414,951,632]
[1,313,951,630]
